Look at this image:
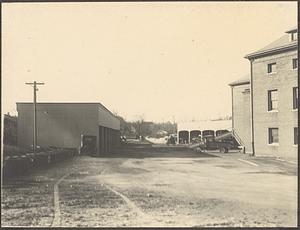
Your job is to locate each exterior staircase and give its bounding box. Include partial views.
[231,129,246,153]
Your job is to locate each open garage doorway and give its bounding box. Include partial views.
[216,129,229,136]
[178,130,189,144]
[99,126,105,154]
[190,130,201,142]
[81,135,97,156]
[202,130,215,137]
[99,126,120,155]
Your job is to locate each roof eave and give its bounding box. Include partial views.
[228,81,250,87]
[16,102,118,118]
[285,28,297,33]
[244,43,298,60]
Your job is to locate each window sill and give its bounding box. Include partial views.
[292,109,298,111]
[268,143,279,146]
[293,144,298,147]
[267,110,278,113]
[267,72,277,75]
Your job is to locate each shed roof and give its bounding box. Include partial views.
[178,119,232,132]
[16,102,117,118]
[228,76,250,87]
[285,26,297,33]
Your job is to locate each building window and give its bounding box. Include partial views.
[293,58,298,69]
[267,63,277,73]
[268,90,278,111]
[268,128,279,144]
[291,32,298,41]
[293,87,298,109]
[243,88,250,94]
[294,127,298,145]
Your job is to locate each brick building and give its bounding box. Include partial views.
[17,103,121,156]
[229,76,252,153]
[239,27,298,160]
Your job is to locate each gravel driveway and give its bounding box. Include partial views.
[1,147,297,227]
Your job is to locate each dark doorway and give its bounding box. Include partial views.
[202,130,215,137]
[81,135,97,155]
[99,126,105,154]
[98,126,121,156]
[216,129,229,136]
[190,130,201,142]
[178,130,189,144]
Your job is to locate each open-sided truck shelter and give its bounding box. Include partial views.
[16,103,120,156]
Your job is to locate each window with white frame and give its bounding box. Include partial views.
[268,128,279,144]
[267,63,277,74]
[291,32,298,41]
[268,89,278,111]
[243,88,250,94]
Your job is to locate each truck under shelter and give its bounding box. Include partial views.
[177,119,232,144]
[17,103,121,156]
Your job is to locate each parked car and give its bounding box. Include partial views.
[190,132,238,153]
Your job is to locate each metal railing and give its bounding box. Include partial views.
[231,128,245,147]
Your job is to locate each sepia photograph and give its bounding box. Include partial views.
[1,1,298,228]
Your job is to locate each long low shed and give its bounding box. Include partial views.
[17,103,121,156]
[177,120,232,144]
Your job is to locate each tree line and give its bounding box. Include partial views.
[114,114,177,138]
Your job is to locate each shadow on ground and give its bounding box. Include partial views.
[101,145,219,159]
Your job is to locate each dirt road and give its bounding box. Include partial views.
[1,147,297,227]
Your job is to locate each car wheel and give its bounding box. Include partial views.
[220,147,225,153]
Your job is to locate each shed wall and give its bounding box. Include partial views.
[17,103,98,150]
[232,84,252,153]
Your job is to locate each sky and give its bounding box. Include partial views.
[2,2,297,123]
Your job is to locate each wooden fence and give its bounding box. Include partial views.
[3,148,77,178]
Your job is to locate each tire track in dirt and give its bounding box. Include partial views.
[103,183,160,226]
[51,173,71,227]
[238,159,258,166]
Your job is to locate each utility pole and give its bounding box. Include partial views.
[172,115,176,134]
[25,81,45,155]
